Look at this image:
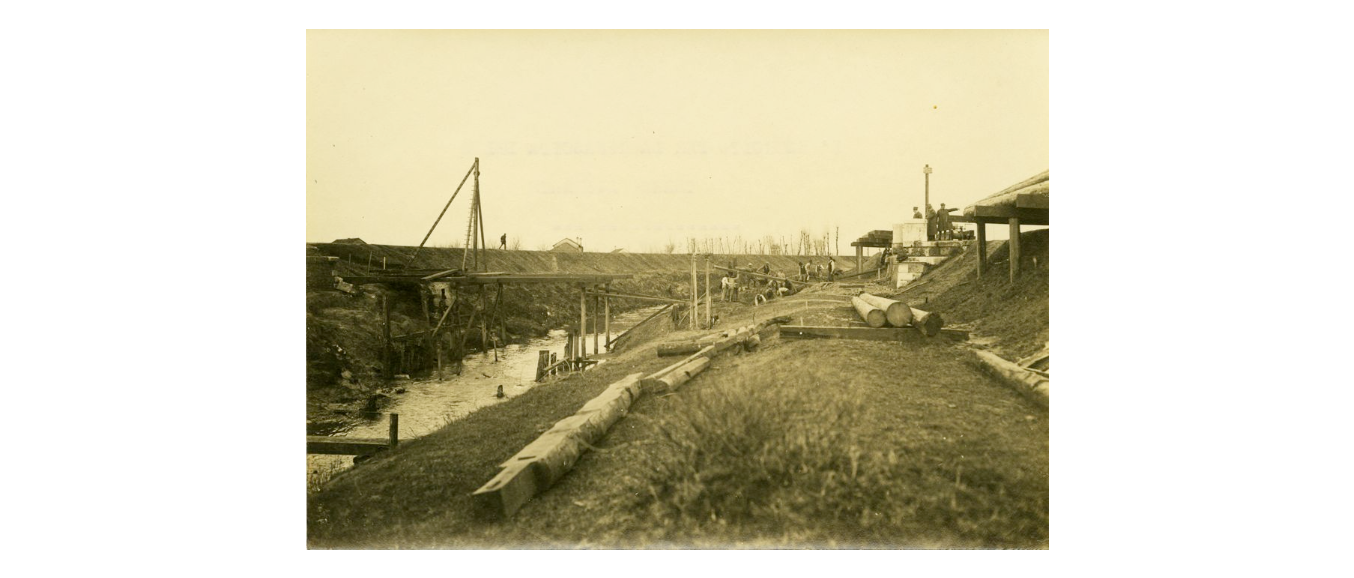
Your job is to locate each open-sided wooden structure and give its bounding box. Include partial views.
[953,170,1049,281]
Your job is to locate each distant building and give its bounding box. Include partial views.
[552,238,583,253]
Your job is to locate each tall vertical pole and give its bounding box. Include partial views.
[472,158,481,272]
[924,164,931,214]
[690,255,698,330]
[704,255,711,328]
[592,295,599,356]
[976,223,987,277]
[604,285,611,352]
[1008,218,1021,282]
[579,285,587,359]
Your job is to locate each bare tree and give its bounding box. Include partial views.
[663,239,676,254]
[510,237,522,250]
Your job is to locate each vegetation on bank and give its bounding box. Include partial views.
[308,269,1049,548]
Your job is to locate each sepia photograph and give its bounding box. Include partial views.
[306,29,1049,549]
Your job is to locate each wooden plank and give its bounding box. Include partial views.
[780,326,925,342]
[584,291,683,304]
[607,303,673,349]
[779,325,966,342]
[969,205,1049,225]
[1016,192,1049,209]
[306,437,390,456]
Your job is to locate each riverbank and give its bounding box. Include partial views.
[307,244,1049,548]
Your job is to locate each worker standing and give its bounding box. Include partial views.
[912,206,923,219]
[937,203,953,240]
[925,204,937,241]
[499,233,507,249]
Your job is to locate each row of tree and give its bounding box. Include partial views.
[657,227,842,256]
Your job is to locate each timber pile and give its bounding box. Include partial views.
[851,296,887,328]
[473,315,789,518]
[857,293,913,327]
[974,349,1049,404]
[850,292,944,337]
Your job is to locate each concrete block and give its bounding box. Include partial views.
[893,220,927,246]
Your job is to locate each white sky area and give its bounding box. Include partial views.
[307,30,1048,253]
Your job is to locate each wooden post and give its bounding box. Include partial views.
[389,413,399,448]
[704,256,711,328]
[593,295,599,356]
[383,256,387,270]
[976,222,987,277]
[366,252,372,272]
[856,245,863,273]
[579,286,587,359]
[604,285,611,352]
[479,287,489,355]
[690,255,697,330]
[1008,217,1021,282]
[420,288,431,326]
[536,350,549,381]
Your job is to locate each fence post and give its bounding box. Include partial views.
[389,413,399,448]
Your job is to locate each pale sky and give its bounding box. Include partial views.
[307,30,1048,252]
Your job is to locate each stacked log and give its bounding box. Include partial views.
[910,307,944,337]
[851,296,887,328]
[857,293,913,327]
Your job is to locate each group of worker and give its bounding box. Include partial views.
[913,203,961,241]
[796,259,836,281]
[720,263,798,303]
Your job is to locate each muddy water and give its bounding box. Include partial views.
[307,305,662,491]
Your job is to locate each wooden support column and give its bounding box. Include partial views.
[690,255,697,330]
[704,256,711,328]
[579,285,587,359]
[976,222,987,277]
[856,245,863,273]
[604,285,611,352]
[592,294,599,356]
[479,287,489,355]
[420,287,431,325]
[1008,217,1021,282]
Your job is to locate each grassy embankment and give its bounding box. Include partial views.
[308,236,1049,548]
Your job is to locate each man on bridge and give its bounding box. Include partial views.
[499,234,507,249]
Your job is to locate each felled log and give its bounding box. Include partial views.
[851,296,887,328]
[639,356,711,394]
[857,293,913,327]
[656,341,706,357]
[974,350,1048,403]
[909,306,944,337]
[473,372,645,518]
